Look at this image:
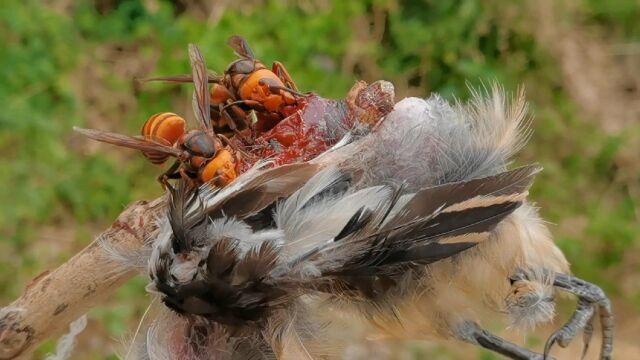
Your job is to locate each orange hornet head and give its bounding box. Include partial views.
[238,69,292,112]
[200,149,237,187]
[210,84,234,106]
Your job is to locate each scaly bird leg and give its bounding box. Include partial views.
[546,272,614,360]
[543,298,593,358]
[456,321,552,360]
[510,270,613,360]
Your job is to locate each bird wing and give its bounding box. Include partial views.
[272,164,540,284]
[200,162,325,220]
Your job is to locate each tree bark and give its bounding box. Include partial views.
[0,197,165,359]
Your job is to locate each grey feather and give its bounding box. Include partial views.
[167,180,207,252]
[275,166,350,226]
[334,84,532,191]
[202,163,323,219]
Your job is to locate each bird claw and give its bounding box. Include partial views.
[542,272,614,360]
[543,311,586,359]
[581,314,595,359]
[510,269,613,360]
[457,320,553,360]
[543,334,557,360]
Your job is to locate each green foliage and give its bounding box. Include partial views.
[0,0,638,358]
[581,0,640,39]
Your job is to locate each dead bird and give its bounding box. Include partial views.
[111,85,612,360]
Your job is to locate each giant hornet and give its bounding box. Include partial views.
[145,35,304,140]
[76,40,395,189]
[75,45,238,188]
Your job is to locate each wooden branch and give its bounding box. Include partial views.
[0,197,165,360]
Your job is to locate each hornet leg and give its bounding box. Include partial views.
[157,159,181,189]
[272,61,299,91]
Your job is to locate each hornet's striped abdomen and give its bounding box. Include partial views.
[141,112,186,164]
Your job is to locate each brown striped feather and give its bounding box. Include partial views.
[383,164,541,230]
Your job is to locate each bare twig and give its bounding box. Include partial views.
[0,197,165,360]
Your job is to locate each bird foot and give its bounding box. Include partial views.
[511,270,613,360]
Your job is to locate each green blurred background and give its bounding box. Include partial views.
[1,0,638,359]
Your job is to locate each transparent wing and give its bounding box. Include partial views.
[137,73,222,84]
[188,44,212,131]
[74,127,182,157]
[227,35,255,59]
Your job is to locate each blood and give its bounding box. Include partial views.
[227,81,395,177]
[231,94,348,174]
